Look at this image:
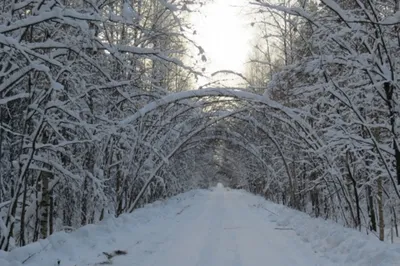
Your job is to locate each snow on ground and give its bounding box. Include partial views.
[2,186,400,266]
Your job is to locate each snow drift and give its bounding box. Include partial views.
[1,187,400,266]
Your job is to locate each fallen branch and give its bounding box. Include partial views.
[261,206,278,216]
[176,205,190,215]
[250,204,278,216]
[22,243,51,264]
[274,227,294,230]
[95,250,127,265]
[103,250,127,259]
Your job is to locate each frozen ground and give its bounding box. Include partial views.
[2,185,400,266]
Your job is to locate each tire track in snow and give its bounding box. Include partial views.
[114,187,339,266]
[113,193,211,266]
[195,187,225,266]
[217,188,243,266]
[132,190,219,266]
[223,190,334,266]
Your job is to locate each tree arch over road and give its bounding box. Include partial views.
[118,86,396,228]
[2,0,400,250]
[117,82,400,243]
[120,88,308,211]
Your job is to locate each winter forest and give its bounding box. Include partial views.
[1,0,400,252]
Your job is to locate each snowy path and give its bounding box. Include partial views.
[116,186,331,266]
[3,186,400,266]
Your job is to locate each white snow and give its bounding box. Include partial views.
[157,0,178,11]
[120,88,297,125]
[1,187,400,266]
[122,2,139,23]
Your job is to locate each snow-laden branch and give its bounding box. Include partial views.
[120,88,299,125]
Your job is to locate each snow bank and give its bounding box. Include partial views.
[0,189,209,266]
[237,189,400,266]
[2,188,400,266]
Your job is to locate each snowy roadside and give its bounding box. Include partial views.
[2,187,400,266]
[238,189,400,266]
[0,189,210,266]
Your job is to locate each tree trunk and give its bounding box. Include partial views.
[384,82,400,185]
[81,176,88,225]
[49,189,54,235]
[392,206,399,237]
[19,176,28,246]
[346,152,361,230]
[40,170,51,239]
[367,186,377,232]
[377,177,384,241]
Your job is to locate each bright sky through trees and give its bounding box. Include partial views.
[191,0,254,86]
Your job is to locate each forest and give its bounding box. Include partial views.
[1,0,400,251]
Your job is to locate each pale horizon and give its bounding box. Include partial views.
[190,0,255,87]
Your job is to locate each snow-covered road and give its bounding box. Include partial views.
[124,185,331,266]
[2,185,400,266]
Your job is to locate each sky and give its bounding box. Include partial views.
[190,0,255,87]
